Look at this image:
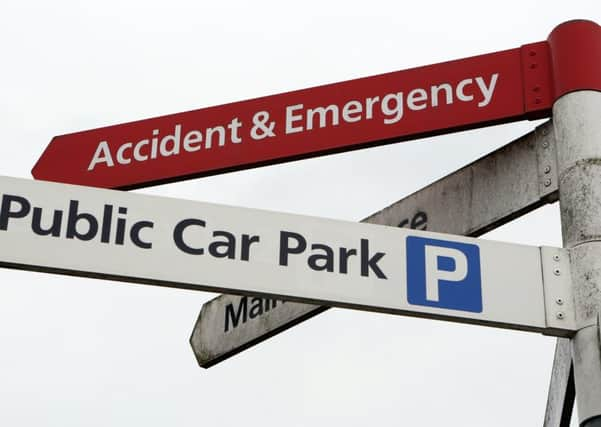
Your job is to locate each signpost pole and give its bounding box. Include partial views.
[543,338,574,427]
[551,22,601,423]
[554,89,601,426]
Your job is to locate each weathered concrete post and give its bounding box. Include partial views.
[550,20,601,426]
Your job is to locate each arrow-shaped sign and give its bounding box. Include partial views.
[32,21,601,190]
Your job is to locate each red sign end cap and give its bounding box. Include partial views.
[548,20,601,99]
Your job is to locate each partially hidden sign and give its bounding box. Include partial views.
[190,121,560,367]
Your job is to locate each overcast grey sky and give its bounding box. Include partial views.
[1,1,600,426]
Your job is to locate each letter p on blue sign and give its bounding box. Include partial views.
[406,236,482,313]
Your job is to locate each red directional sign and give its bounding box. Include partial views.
[32,20,601,190]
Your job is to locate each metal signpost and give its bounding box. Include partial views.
[190,22,601,427]
[22,18,601,427]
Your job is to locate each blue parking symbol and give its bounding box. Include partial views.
[406,236,482,313]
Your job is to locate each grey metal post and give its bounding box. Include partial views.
[548,19,601,426]
[543,338,575,427]
[553,90,601,426]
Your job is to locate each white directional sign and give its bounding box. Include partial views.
[0,175,574,338]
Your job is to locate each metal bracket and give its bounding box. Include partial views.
[520,41,553,116]
[541,246,576,334]
[598,313,601,351]
[535,121,559,202]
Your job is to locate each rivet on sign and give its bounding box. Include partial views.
[529,50,537,57]
[544,165,551,174]
[554,268,561,276]
[533,85,540,93]
[530,63,538,69]
[542,128,549,136]
[556,312,565,320]
[556,298,564,305]
[544,179,552,187]
[542,141,549,148]
[553,254,560,262]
